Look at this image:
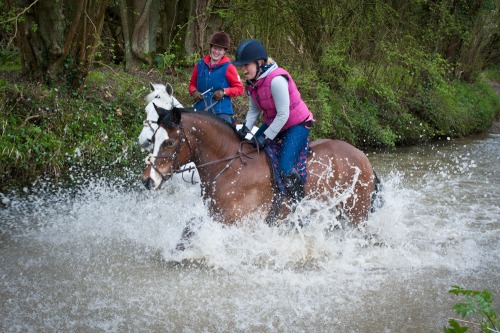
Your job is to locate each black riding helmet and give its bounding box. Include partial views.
[232,39,268,66]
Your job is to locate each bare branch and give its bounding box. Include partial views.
[0,0,39,24]
[2,0,40,46]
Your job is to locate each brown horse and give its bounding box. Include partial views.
[142,105,381,227]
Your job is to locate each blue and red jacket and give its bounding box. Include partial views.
[189,55,243,115]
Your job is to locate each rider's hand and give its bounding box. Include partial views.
[212,89,225,101]
[192,90,203,103]
[237,124,250,140]
[253,133,267,149]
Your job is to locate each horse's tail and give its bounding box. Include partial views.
[370,170,384,212]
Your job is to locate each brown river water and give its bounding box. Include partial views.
[1,134,499,332]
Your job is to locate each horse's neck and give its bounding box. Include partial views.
[185,115,239,167]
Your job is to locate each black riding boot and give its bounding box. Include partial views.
[265,191,283,226]
[282,170,305,204]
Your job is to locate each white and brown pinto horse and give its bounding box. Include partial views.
[138,83,256,150]
[138,83,184,150]
[142,105,382,227]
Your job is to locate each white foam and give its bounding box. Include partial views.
[1,135,499,332]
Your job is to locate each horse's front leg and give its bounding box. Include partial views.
[175,220,197,251]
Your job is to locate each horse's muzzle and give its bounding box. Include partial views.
[138,139,153,151]
[142,177,155,190]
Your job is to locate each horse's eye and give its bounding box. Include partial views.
[166,140,175,147]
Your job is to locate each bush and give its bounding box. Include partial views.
[0,68,148,192]
[444,286,499,333]
[1,61,498,192]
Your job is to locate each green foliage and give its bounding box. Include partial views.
[346,98,399,148]
[86,71,107,86]
[0,4,20,71]
[318,44,353,90]
[484,65,500,82]
[0,44,20,70]
[155,52,176,70]
[0,68,147,191]
[444,286,499,333]
[409,77,499,138]
[62,55,85,89]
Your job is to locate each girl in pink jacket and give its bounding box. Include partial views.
[233,39,315,203]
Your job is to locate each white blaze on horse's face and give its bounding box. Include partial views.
[149,126,170,190]
[138,83,182,150]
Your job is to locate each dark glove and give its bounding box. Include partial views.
[253,133,267,149]
[212,89,225,101]
[192,90,203,103]
[237,124,250,140]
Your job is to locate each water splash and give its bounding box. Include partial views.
[1,135,499,332]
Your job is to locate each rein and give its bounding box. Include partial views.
[143,119,157,134]
[176,142,255,183]
[148,121,257,185]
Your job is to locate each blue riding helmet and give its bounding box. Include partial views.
[232,39,268,66]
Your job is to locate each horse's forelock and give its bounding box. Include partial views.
[145,84,172,104]
[153,97,173,109]
[144,90,157,103]
[146,97,174,122]
[159,107,182,129]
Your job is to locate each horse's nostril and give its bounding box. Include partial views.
[146,139,152,144]
[143,177,153,190]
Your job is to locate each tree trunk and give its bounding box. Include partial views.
[118,0,159,71]
[158,0,193,60]
[187,0,225,57]
[13,0,109,88]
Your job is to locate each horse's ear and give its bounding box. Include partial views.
[172,107,182,125]
[153,103,167,118]
[165,83,174,96]
[149,82,156,92]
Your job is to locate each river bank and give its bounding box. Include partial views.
[488,80,500,133]
[1,67,499,192]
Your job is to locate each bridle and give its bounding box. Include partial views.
[146,123,191,187]
[147,120,258,188]
[143,119,158,134]
[142,95,175,136]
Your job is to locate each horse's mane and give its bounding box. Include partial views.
[177,108,240,138]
